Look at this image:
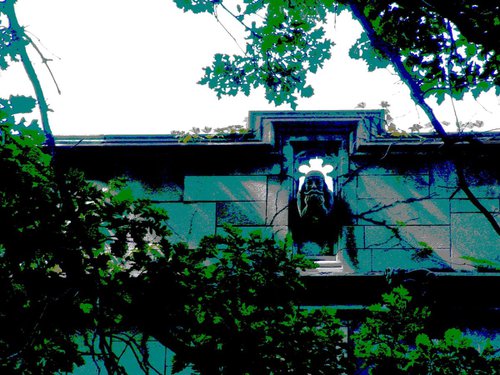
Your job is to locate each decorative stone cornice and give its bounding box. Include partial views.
[54,110,499,153]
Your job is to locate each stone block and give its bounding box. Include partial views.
[271,226,289,242]
[351,249,373,273]
[124,180,183,202]
[266,177,290,225]
[157,203,216,248]
[357,198,449,225]
[429,162,459,198]
[365,225,450,249]
[448,185,499,200]
[451,199,499,213]
[338,227,366,273]
[430,162,500,199]
[371,248,452,272]
[216,201,266,226]
[184,176,267,201]
[335,250,357,274]
[431,184,500,199]
[339,225,365,250]
[341,179,357,203]
[357,175,429,200]
[451,213,500,268]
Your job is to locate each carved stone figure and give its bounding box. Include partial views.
[290,167,352,256]
[297,171,333,223]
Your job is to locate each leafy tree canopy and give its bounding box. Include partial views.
[140,226,348,374]
[353,286,499,375]
[174,0,499,137]
[0,104,173,373]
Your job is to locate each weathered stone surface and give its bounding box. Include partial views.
[452,185,500,199]
[271,226,289,242]
[56,112,500,370]
[429,161,459,198]
[71,114,499,278]
[451,198,499,213]
[357,175,429,199]
[125,180,183,202]
[356,198,449,225]
[365,225,450,249]
[157,203,216,248]
[432,181,500,199]
[341,179,357,202]
[451,213,500,267]
[430,161,500,199]
[351,249,373,273]
[184,176,267,201]
[216,201,266,226]
[339,225,365,250]
[266,177,290,226]
[370,249,451,272]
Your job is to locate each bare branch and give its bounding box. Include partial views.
[25,34,62,95]
[219,2,262,40]
[214,6,246,55]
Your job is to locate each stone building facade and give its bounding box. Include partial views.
[56,110,499,373]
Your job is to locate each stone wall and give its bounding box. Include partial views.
[346,158,499,273]
[55,111,500,275]
[56,110,500,374]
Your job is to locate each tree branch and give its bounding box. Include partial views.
[214,5,246,55]
[454,160,500,236]
[348,2,499,237]
[219,2,262,40]
[25,34,62,95]
[348,2,449,140]
[4,0,55,151]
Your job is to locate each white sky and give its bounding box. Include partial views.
[2,0,499,135]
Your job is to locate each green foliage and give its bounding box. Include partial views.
[0,0,28,71]
[412,241,434,261]
[0,114,172,373]
[380,100,411,137]
[353,286,430,374]
[353,286,499,375]
[2,1,498,373]
[461,256,500,272]
[171,124,254,143]
[150,225,349,374]
[349,31,390,72]
[348,1,499,104]
[177,0,335,109]
[176,0,499,127]
[2,0,59,148]
[406,329,499,374]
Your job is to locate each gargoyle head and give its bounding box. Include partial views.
[298,170,333,223]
